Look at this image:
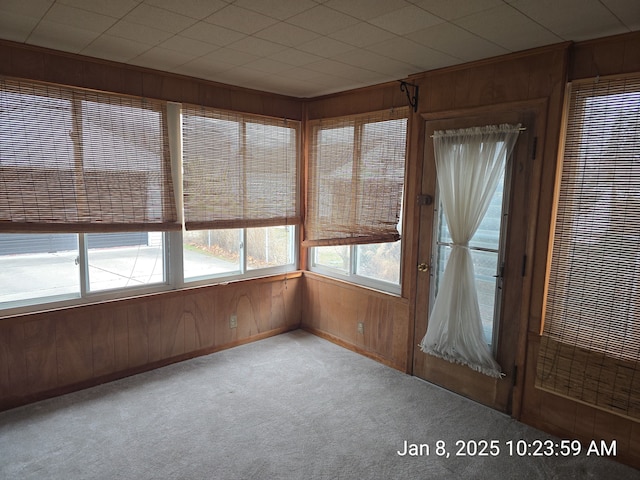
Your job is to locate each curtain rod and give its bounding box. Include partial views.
[430,126,526,138]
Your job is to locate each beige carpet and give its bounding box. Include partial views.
[1,330,638,479]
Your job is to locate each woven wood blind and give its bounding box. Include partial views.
[0,77,179,233]
[182,105,299,230]
[304,108,408,247]
[537,74,640,419]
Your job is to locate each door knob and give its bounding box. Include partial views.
[417,262,429,272]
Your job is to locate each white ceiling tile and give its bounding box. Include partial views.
[0,11,40,42]
[176,57,235,79]
[107,20,174,45]
[227,36,288,56]
[324,0,412,21]
[603,0,640,30]
[123,3,196,34]
[304,59,384,82]
[242,57,294,74]
[282,66,326,81]
[369,5,443,35]
[407,22,509,61]
[286,5,360,35]
[254,22,320,47]
[455,4,563,51]
[201,47,260,66]
[159,35,219,57]
[144,0,227,20]
[0,0,53,18]
[214,66,272,86]
[410,0,504,21]
[297,36,355,57]
[43,3,117,33]
[81,34,153,62]
[129,46,196,70]
[511,0,629,41]
[331,49,417,77]
[234,0,317,21]
[28,20,101,53]
[267,48,323,66]
[58,0,139,18]
[204,4,278,35]
[180,21,246,46]
[329,22,397,48]
[366,36,457,70]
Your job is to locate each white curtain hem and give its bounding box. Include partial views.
[419,344,505,379]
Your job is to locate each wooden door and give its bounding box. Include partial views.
[413,105,541,414]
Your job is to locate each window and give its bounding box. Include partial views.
[306,108,407,293]
[183,226,296,283]
[311,237,402,293]
[537,74,640,419]
[0,79,300,314]
[432,167,507,349]
[0,232,167,309]
[0,234,80,305]
[0,78,179,232]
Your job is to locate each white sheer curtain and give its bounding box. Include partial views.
[419,124,521,378]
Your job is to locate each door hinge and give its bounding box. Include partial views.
[532,136,538,160]
[521,255,527,276]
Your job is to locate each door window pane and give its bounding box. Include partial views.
[433,169,506,347]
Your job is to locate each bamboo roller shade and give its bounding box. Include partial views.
[181,104,300,231]
[0,77,179,233]
[537,74,640,419]
[304,108,408,247]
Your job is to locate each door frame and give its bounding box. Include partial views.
[411,99,548,417]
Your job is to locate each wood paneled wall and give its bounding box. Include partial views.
[519,31,640,469]
[0,274,301,411]
[302,34,640,469]
[302,273,410,372]
[0,40,302,120]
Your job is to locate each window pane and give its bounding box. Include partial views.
[355,241,401,284]
[87,232,164,292]
[247,226,294,270]
[0,234,79,304]
[313,245,350,273]
[434,245,498,345]
[183,229,241,280]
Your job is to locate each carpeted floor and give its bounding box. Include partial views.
[1,330,638,479]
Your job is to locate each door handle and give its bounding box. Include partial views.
[417,262,430,272]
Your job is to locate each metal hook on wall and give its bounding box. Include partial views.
[399,81,419,112]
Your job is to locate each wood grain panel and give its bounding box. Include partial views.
[302,273,410,371]
[112,305,130,372]
[305,81,405,120]
[570,32,640,80]
[0,40,302,120]
[147,296,184,363]
[23,316,57,394]
[126,303,149,368]
[56,311,93,385]
[183,290,215,352]
[0,323,26,403]
[91,309,116,377]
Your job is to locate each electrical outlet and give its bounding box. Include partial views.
[230,314,237,329]
[357,322,364,334]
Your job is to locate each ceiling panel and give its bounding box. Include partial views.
[0,0,637,97]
